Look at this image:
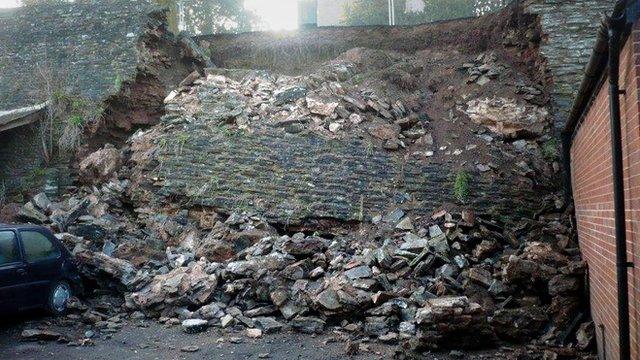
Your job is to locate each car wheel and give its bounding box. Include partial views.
[47,280,72,316]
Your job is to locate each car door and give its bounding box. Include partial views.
[17,229,63,310]
[0,230,27,313]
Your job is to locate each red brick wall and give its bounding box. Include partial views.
[571,25,640,360]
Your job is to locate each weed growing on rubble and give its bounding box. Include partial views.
[113,74,123,91]
[365,141,375,156]
[454,169,471,202]
[56,95,102,152]
[157,138,168,150]
[176,133,190,154]
[542,138,560,161]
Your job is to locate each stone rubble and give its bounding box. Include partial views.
[15,180,589,354]
[3,45,592,358]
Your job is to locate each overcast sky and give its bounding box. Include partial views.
[0,0,19,8]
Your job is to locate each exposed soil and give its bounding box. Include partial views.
[197,3,541,78]
[84,18,210,152]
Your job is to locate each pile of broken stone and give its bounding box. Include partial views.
[6,45,596,357]
[163,53,423,155]
[16,183,595,356]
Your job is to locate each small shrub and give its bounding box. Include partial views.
[454,169,471,202]
[34,63,103,157]
[114,74,123,91]
[68,114,84,126]
[542,138,560,161]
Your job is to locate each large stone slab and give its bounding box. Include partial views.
[141,127,536,224]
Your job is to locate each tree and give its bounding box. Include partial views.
[342,0,388,26]
[155,0,259,35]
[341,0,507,26]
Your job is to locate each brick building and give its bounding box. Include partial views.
[565,1,640,359]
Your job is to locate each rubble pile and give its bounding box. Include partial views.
[160,48,550,152]
[20,294,127,347]
[4,45,594,357]
[122,47,558,228]
[15,184,589,353]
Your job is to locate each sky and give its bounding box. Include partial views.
[0,0,19,8]
[244,0,298,31]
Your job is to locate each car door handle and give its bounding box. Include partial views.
[16,268,27,276]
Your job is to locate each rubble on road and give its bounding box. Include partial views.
[21,329,64,342]
[13,179,587,353]
[182,319,209,334]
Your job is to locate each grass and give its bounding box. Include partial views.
[454,169,471,202]
[365,141,375,156]
[16,167,49,196]
[68,114,84,126]
[176,133,190,154]
[114,74,123,91]
[542,138,560,161]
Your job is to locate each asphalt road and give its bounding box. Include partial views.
[0,312,399,360]
[0,312,554,360]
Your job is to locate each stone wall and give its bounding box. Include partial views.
[0,120,45,199]
[143,128,538,226]
[524,0,615,127]
[0,0,161,110]
[0,0,163,199]
[0,0,210,199]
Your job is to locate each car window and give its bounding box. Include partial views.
[20,231,61,263]
[0,231,20,266]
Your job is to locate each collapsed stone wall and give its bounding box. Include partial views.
[0,0,162,110]
[0,1,603,356]
[199,0,615,127]
[0,0,211,198]
[140,125,538,226]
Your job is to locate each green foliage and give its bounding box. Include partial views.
[542,138,560,161]
[68,114,84,126]
[474,0,508,15]
[113,74,123,91]
[343,0,389,26]
[176,133,190,154]
[454,169,471,202]
[342,0,508,26]
[365,141,375,156]
[157,137,168,150]
[154,0,259,35]
[49,91,102,152]
[177,133,190,144]
[19,167,48,195]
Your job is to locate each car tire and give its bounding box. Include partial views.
[47,280,72,316]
